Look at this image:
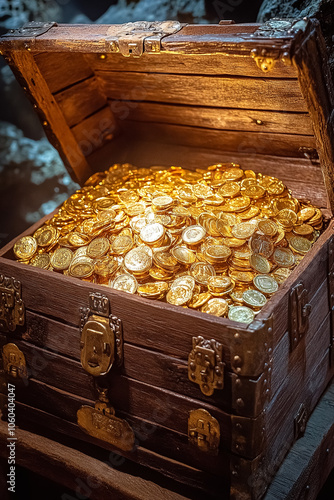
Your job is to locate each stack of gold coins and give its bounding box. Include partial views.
[12,162,325,324]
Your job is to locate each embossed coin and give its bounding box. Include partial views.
[228,305,255,324]
[249,253,271,274]
[124,248,152,273]
[140,223,165,245]
[242,185,266,199]
[153,250,178,270]
[181,225,206,246]
[257,219,278,237]
[112,274,138,294]
[275,209,298,227]
[293,224,313,236]
[34,226,58,247]
[152,195,174,211]
[30,253,50,269]
[249,234,274,258]
[253,275,279,294]
[94,256,119,277]
[171,246,196,265]
[14,236,37,260]
[69,258,94,278]
[87,237,110,258]
[172,275,196,291]
[205,244,231,262]
[273,247,295,267]
[190,262,216,285]
[297,207,316,222]
[138,281,168,298]
[232,222,257,239]
[242,289,267,308]
[201,298,229,317]
[51,248,73,271]
[218,182,241,198]
[289,236,312,255]
[166,284,192,306]
[188,292,211,309]
[110,234,133,255]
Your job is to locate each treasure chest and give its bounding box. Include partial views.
[0,18,334,500]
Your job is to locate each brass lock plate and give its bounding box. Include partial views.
[0,274,25,332]
[289,282,311,351]
[2,343,28,380]
[80,292,123,377]
[188,336,224,396]
[188,408,220,455]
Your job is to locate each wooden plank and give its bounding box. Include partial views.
[71,106,118,155]
[85,51,298,79]
[118,119,316,158]
[97,70,308,112]
[33,51,94,94]
[54,76,107,128]
[3,49,92,185]
[107,100,313,135]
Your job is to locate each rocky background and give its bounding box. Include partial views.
[0,0,332,247]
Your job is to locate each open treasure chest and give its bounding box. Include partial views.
[0,18,334,499]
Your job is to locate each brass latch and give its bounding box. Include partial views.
[2,343,28,381]
[80,292,122,377]
[188,336,224,396]
[188,408,220,455]
[0,274,25,332]
[289,282,311,351]
[105,20,183,57]
[77,385,135,452]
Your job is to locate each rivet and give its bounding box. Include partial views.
[234,355,242,366]
[268,327,272,334]
[43,121,48,126]
[235,378,241,386]
[99,54,106,59]
[236,398,244,408]
[235,423,242,430]
[232,470,238,477]
[256,119,263,125]
[33,104,37,108]
[234,333,240,339]
[326,448,330,454]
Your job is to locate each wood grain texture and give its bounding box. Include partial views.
[97,70,308,112]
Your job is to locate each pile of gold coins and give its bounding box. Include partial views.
[13,163,324,323]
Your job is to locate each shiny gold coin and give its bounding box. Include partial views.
[239,206,260,220]
[218,213,241,226]
[94,256,119,277]
[228,305,255,324]
[69,258,94,278]
[153,250,178,270]
[297,207,316,222]
[87,237,110,258]
[242,289,267,308]
[124,247,152,273]
[124,201,146,217]
[14,236,38,260]
[253,274,279,294]
[112,273,138,294]
[222,167,244,181]
[30,253,50,269]
[257,219,278,237]
[266,180,285,195]
[111,234,133,255]
[221,196,251,212]
[172,275,196,291]
[275,209,298,227]
[289,236,312,255]
[51,248,73,271]
[249,234,274,258]
[293,224,314,236]
[182,225,206,246]
[192,184,212,199]
[68,232,91,247]
[171,246,196,265]
[201,298,229,317]
[229,270,255,283]
[149,266,175,281]
[249,253,271,274]
[272,267,292,284]
[137,281,169,298]
[118,190,139,204]
[218,182,241,198]
[231,222,257,239]
[130,215,147,233]
[140,223,165,245]
[272,247,295,267]
[242,185,266,199]
[223,237,246,248]
[188,292,211,309]
[34,226,58,247]
[166,284,192,306]
[205,244,231,262]
[152,195,174,211]
[208,276,233,293]
[190,262,216,285]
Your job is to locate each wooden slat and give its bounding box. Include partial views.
[118,119,316,158]
[33,51,94,94]
[54,76,107,128]
[5,50,92,185]
[108,100,313,135]
[97,70,308,112]
[85,51,298,79]
[71,106,118,155]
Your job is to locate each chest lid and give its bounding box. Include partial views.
[1,18,334,213]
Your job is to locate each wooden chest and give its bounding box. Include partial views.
[0,18,334,500]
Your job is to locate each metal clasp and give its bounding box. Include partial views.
[80,292,122,377]
[188,409,220,455]
[2,21,57,38]
[188,336,224,396]
[2,343,28,381]
[289,282,311,351]
[0,274,25,332]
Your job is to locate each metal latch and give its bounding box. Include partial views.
[105,20,183,57]
[80,292,122,377]
[188,408,220,455]
[289,282,311,351]
[77,385,135,452]
[2,343,28,381]
[294,403,307,440]
[188,336,224,396]
[0,274,25,333]
[2,21,57,38]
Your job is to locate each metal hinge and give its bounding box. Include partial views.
[289,281,311,351]
[105,20,183,57]
[188,408,220,455]
[252,18,308,39]
[79,292,122,377]
[294,402,307,440]
[188,336,224,396]
[1,343,28,381]
[0,274,25,333]
[2,21,57,38]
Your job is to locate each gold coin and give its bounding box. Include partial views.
[140,223,165,245]
[34,226,58,247]
[223,237,246,248]
[257,219,278,237]
[201,298,228,317]
[112,274,138,294]
[272,267,292,284]
[275,209,298,227]
[182,225,206,245]
[14,236,37,260]
[87,237,110,258]
[153,250,178,270]
[239,206,260,220]
[234,247,252,260]
[130,215,147,233]
[190,262,216,285]
[242,185,266,199]
[138,281,168,298]
[229,270,255,283]
[266,180,285,195]
[192,184,212,199]
[188,292,211,309]
[118,190,139,204]
[228,305,255,324]
[30,253,50,269]
[273,247,295,267]
[231,222,257,239]
[293,224,313,236]
[94,256,119,277]
[68,232,91,247]
[205,244,231,262]
[221,196,250,212]
[218,182,241,198]
[152,195,174,211]
[111,234,133,255]
[249,254,271,274]
[124,201,146,216]
[149,266,175,281]
[297,207,316,222]
[171,246,196,265]
[242,289,267,308]
[253,274,279,294]
[172,275,196,290]
[166,284,192,306]
[124,247,152,273]
[218,213,240,226]
[222,167,244,181]
[208,276,234,293]
[249,234,274,258]
[69,258,94,278]
[51,248,73,271]
[289,236,312,255]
